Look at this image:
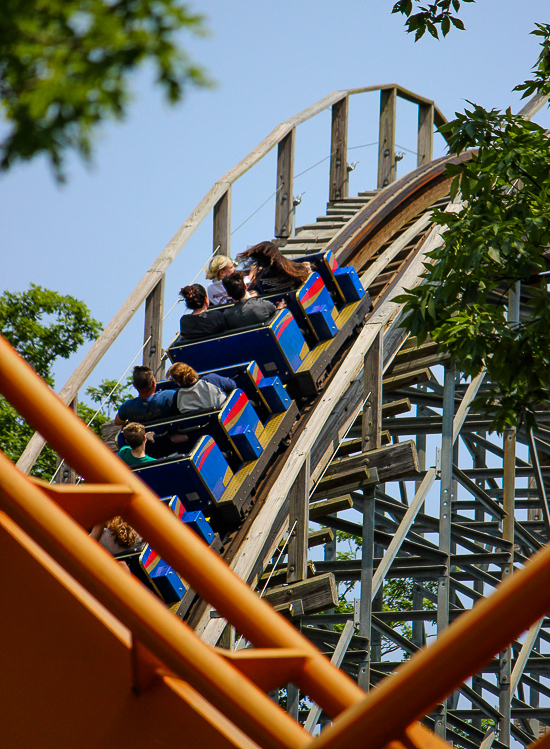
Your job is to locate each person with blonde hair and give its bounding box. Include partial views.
[205,255,236,306]
[166,362,236,415]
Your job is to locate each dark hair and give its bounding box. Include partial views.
[180,284,207,310]
[236,241,309,284]
[222,271,247,301]
[166,362,198,388]
[133,365,154,392]
[123,422,146,448]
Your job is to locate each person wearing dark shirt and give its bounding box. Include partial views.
[179,283,228,341]
[114,365,176,425]
[117,422,156,466]
[222,271,284,329]
[166,362,236,414]
[236,241,311,294]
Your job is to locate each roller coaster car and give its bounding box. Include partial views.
[119,498,216,606]
[131,392,299,523]
[167,253,371,397]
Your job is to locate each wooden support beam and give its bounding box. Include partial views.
[377,87,397,188]
[321,441,420,489]
[261,561,316,589]
[55,396,78,484]
[262,573,338,616]
[382,398,412,418]
[383,368,432,392]
[274,129,295,238]
[287,456,310,583]
[309,495,354,519]
[143,274,165,378]
[313,467,378,501]
[363,330,383,451]
[417,103,434,168]
[308,528,334,548]
[213,186,231,257]
[387,352,450,377]
[336,429,394,458]
[329,96,349,201]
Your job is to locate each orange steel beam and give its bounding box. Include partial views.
[0,336,363,715]
[310,524,550,749]
[0,450,309,749]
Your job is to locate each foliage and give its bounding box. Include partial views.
[0,283,102,385]
[392,0,474,41]
[0,0,210,178]
[78,375,133,437]
[0,283,132,478]
[395,24,550,432]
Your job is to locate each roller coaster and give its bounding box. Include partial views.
[3,84,550,749]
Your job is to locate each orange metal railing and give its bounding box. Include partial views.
[3,330,550,749]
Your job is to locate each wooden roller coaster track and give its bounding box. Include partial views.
[2,85,550,749]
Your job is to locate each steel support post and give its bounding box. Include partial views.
[499,424,515,746]
[359,487,375,689]
[435,363,455,738]
[413,386,427,649]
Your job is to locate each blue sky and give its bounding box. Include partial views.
[2,0,550,402]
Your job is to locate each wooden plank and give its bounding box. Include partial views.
[213,187,231,257]
[275,129,295,238]
[287,455,309,583]
[313,467,374,501]
[321,440,420,487]
[261,572,338,616]
[143,275,165,378]
[382,398,412,417]
[308,528,334,548]
[383,368,432,392]
[417,104,434,168]
[309,495,353,519]
[392,339,439,365]
[378,87,396,188]
[260,561,316,589]
[386,351,449,376]
[329,96,349,201]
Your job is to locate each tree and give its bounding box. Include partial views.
[393,23,550,431]
[392,0,475,41]
[0,0,210,178]
[0,284,131,479]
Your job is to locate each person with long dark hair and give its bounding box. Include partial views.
[179,283,228,341]
[236,241,311,294]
